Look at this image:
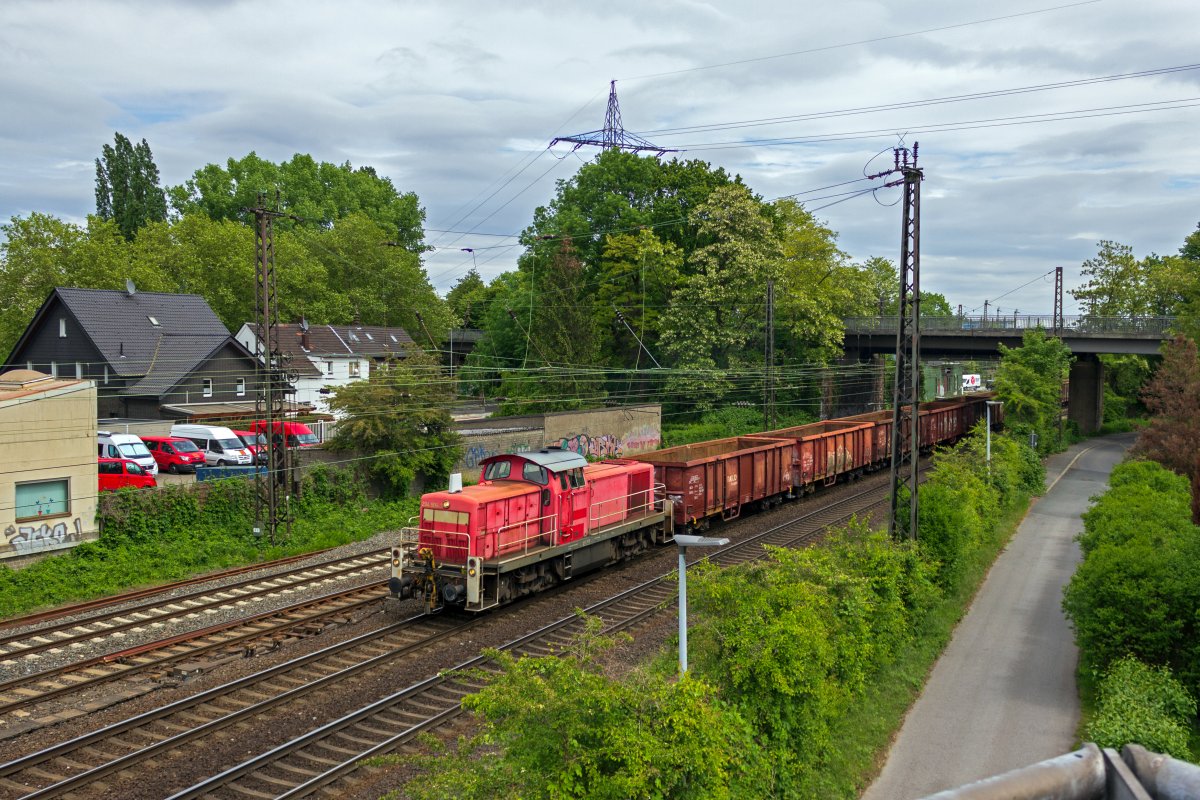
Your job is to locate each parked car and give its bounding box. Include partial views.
[98,457,157,492]
[170,424,255,466]
[252,420,320,447]
[141,435,208,474]
[232,429,267,464]
[97,432,159,477]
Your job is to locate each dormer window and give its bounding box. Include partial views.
[389,334,398,343]
[148,316,161,327]
[365,332,373,341]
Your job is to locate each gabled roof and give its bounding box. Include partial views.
[245,322,414,359]
[53,288,232,378]
[120,336,257,396]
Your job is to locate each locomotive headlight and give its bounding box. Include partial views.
[442,500,450,509]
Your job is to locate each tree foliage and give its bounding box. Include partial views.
[94,132,167,240]
[326,351,461,496]
[992,329,1073,453]
[395,615,763,799]
[1132,336,1200,490]
[168,152,426,249]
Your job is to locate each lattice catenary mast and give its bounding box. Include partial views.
[868,144,924,540]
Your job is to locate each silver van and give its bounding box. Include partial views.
[170,424,254,466]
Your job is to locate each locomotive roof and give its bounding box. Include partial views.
[481,448,588,472]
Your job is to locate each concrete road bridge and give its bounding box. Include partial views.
[840,315,1175,433]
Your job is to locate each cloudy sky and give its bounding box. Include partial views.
[2,0,1197,316]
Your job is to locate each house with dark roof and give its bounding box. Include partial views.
[236,322,414,414]
[3,287,289,421]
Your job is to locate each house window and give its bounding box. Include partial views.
[59,318,67,338]
[236,378,246,397]
[50,362,57,378]
[148,315,161,327]
[202,378,213,398]
[103,366,109,385]
[325,361,333,375]
[75,362,82,379]
[15,479,70,521]
[349,361,361,377]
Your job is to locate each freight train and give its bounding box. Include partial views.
[388,394,996,613]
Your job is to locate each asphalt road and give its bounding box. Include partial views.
[862,434,1134,799]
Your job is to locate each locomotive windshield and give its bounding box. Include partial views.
[484,461,511,480]
[522,463,548,485]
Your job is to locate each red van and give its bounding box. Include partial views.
[252,420,319,447]
[98,458,157,492]
[232,429,267,464]
[141,435,208,474]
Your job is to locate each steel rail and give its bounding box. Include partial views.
[0,550,388,658]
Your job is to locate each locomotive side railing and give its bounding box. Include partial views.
[406,482,672,566]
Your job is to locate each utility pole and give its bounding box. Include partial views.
[764,279,777,431]
[869,144,923,540]
[1053,266,1064,336]
[247,193,296,546]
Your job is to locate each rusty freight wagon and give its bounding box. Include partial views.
[754,419,875,491]
[631,436,793,531]
[919,395,989,449]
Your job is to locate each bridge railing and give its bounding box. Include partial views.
[843,315,1176,336]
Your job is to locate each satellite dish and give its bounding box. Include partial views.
[299,317,310,333]
[125,278,137,296]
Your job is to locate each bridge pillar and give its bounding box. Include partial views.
[1068,356,1105,434]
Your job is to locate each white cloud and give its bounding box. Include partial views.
[2,0,1198,317]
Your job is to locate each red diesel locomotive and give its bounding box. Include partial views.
[389,394,996,613]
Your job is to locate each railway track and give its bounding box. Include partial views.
[0,549,388,662]
[10,478,892,800]
[0,553,391,719]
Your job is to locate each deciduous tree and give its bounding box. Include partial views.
[1132,335,1200,520]
[325,351,461,496]
[94,132,168,240]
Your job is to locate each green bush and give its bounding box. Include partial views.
[394,616,765,799]
[686,526,937,795]
[1063,460,1200,697]
[1087,656,1196,759]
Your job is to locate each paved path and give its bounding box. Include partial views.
[862,434,1134,799]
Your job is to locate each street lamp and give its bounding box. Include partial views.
[675,534,729,675]
[985,400,1003,471]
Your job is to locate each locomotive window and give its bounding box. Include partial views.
[570,468,585,488]
[559,474,569,491]
[522,463,548,485]
[484,461,511,480]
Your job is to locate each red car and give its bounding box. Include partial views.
[98,458,157,492]
[141,435,208,474]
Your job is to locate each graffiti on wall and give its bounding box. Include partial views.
[4,517,85,556]
[463,442,531,470]
[559,424,662,459]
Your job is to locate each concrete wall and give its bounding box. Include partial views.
[544,405,662,458]
[1068,357,1105,434]
[449,405,662,474]
[1,381,99,564]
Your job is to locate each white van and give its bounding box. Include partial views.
[170,424,254,466]
[98,432,159,477]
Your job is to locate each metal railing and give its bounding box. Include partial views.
[844,315,1176,336]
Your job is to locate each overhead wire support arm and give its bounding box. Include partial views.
[614,306,662,369]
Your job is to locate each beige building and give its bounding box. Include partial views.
[0,370,98,563]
